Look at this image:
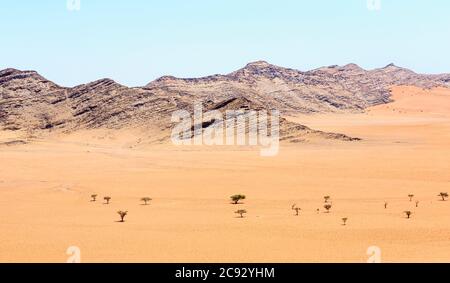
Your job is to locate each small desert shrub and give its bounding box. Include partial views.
[438,192,449,201]
[91,194,98,202]
[324,204,332,213]
[324,196,331,203]
[117,211,128,222]
[104,196,111,204]
[342,218,348,226]
[408,194,414,202]
[230,194,246,205]
[404,211,412,219]
[292,204,301,216]
[141,197,152,205]
[415,200,419,208]
[235,209,247,218]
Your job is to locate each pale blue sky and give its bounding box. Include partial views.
[0,0,449,87]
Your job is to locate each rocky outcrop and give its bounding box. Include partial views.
[145,61,450,115]
[0,68,69,131]
[1,61,449,143]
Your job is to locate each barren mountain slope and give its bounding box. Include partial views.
[1,61,449,143]
[0,68,69,131]
[146,61,450,114]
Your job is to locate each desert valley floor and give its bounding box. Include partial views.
[1,86,450,263]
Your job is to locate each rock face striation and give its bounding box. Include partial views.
[1,62,449,142]
[146,61,450,114]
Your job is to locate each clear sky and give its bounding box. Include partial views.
[1,0,449,87]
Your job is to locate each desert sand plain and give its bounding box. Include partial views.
[0,86,449,263]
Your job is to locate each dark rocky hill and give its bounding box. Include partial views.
[1,62,448,143]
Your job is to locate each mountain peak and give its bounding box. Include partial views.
[341,63,364,71]
[377,63,415,74]
[78,78,123,90]
[153,75,179,83]
[0,68,50,85]
[227,60,302,81]
[383,63,399,69]
[0,68,22,76]
[0,68,39,77]
[244,60,272,68]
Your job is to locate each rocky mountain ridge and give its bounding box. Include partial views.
[1,61,449,143]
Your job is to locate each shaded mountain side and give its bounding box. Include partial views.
[165,95,360,144]
[1,62,449,143]
[145,61,450,115]
[204,96,359,142]
[0,68,70,131]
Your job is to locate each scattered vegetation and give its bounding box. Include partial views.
[141,197,152,205]
[86,190,450,225]
[291,204,301,216]
[117,211,128,222]
[438,192,449,201]
[235,209,247,218]
[230,194,246,205]
[404,211,412,219]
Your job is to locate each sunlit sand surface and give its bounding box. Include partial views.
[1,86,450,263]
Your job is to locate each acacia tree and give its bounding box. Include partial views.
[324,196,331,203]
[342,218,348,226]
[117,211,128,222]
[408,194,414,202]
[141,197,152,205]
[324,204,332,213]
[292,204,301,216]
[230,194,246,205]
[438,192,449,201]
[104,196,111,204]
[91,194,98,202]
[384,201,388,209]
[415,200,419,208]
[404,211,412,219]
[235,209,247,218]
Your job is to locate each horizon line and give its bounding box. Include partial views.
[2,60,449,89]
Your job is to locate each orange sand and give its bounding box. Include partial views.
[0,86,449,263]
